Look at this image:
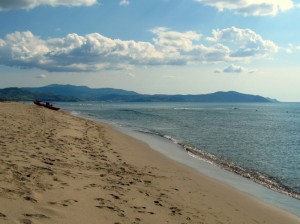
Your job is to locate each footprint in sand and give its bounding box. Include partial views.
[21,213,49,223]
[23,213,49,219]
[95,204,125,217]
[24,196,37,203]
[61,199,78,207]
[169,207,182,216]
[48,201,58,205]
[154,200,163,206]
[110,194,121,200]
[20,218,32,224]
[48,199,78,207]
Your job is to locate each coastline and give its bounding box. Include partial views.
[114,124,300,217]
[0,102,299,224]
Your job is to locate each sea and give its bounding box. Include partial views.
[56,102,300,216]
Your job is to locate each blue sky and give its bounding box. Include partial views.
[1,0,300,101]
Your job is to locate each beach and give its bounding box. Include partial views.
[0,102,299,224]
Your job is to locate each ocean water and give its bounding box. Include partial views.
[58,102,300,200]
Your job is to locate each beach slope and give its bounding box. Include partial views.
[0,102,299,224]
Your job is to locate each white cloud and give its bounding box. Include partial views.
[151,27,231,64]
[0,31,164,72]
[214,64,248,74]
[0,31,49,68]
[196,0,294,16]
[0,27,278,72]
[119,0,130,6]
[285,43,300,53]
[207,26,278,58]
[223,64,245,73]
[0,0,97,11]
[152,27,201,51]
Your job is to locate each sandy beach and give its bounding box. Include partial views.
[0,102,299,224]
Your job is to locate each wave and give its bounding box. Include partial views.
[173,107,231,111]
[118,109,164,120]
[138,129,300,200]
[174,108,205,110]
[71,111,80,116]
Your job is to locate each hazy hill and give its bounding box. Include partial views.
[23,84,139,101]
[0,87,77,101]
[129,91,270,103]
[0,88,35,101]
[0,84,275,103]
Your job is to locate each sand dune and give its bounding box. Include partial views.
[0,102,299,224]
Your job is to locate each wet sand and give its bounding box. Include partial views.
[0,102,299,224]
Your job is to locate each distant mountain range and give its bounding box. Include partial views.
[0,84,278,103]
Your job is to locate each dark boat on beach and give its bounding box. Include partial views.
[34,99,60,111]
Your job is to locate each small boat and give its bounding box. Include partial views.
[34,99,60,111]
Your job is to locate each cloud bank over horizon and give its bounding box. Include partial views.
[0,0,97,11]
[0,27,278,72]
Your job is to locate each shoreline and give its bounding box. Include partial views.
[110,122,300,217]
[63,101,300,203]
[69,109,300,217]
[1,102,299,224]
[135,128,300,201]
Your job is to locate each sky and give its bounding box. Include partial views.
[1,0,300,101]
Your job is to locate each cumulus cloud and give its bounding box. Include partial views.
[285,43,300,53]
[151,27,201,51]
[207,26,278,58]
[223,64,245,73]
[0,31,49,68]
[151,27,231,64]
[0,27,278,72]
[214,64,246,73]
[0,31,164,72]
[0,0,97,11]
[119,0,130,6]
[196,0,294,16]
